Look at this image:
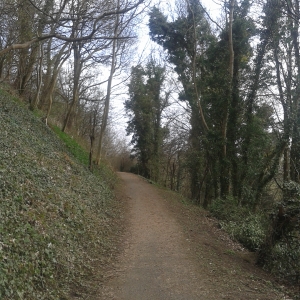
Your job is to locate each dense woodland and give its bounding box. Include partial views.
[1,0,300,286]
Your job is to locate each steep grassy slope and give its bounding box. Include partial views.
[0,88,119,299]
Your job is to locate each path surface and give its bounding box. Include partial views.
[100,172,290,300]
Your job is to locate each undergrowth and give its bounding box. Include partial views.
[0,88,119,299]
[51,125,117,189]
[51,125,89,166]
[209,197,267,252]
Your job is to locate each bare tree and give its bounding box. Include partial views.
[0,0,146,56]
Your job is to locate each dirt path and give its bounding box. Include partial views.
[100,172,292,300]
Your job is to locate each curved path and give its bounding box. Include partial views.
[100,172,289,300]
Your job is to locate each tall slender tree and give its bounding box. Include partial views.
[149,1,215,200]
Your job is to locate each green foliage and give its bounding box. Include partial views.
[222,215,266,251]
[148,2,273,202]
[0,195,57,299]
[51,125,89,166]
[209,196,240,221]
[125,59,166,181]
[259,181,300,281]
[149,4,213,88]
[268,239,300,281]
[210,197,267,251]
[0,88,119,299]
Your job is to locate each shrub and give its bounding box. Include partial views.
[209,196,248,221]
[221,214,266,251]
[268,239,300,281]
[210,197,267,251]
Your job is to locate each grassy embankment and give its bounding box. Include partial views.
[0,87,120,299]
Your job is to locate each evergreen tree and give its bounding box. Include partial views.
[125,60,166,181]
[149,1,260,203]
[149,2,215,202]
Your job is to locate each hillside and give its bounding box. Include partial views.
[0,87,121,299]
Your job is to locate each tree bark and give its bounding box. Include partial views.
[30,43,44,110]
[219,0,235,198]
[62,42,82,132]
[95,1,120,165]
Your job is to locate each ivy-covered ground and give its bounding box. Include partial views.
[0,87,121,299]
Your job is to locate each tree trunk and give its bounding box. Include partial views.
[30,43,43,111]
[238,28,271,199]
[62,42,82,132]
[89,110,97,171]
[219,0,235,198]
[95,1,120,165]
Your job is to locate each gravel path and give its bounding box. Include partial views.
[100,172,291,300]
